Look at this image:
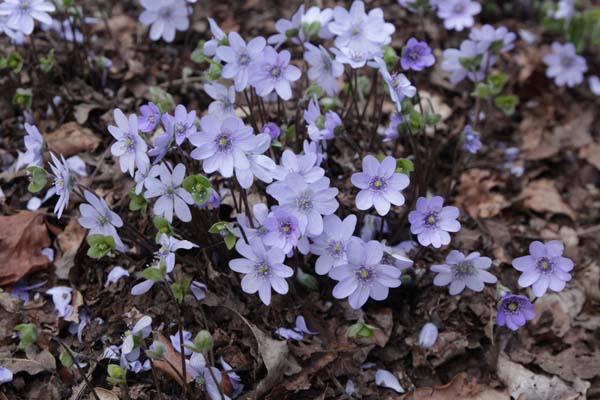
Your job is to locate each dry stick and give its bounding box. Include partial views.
[54,339,101,400]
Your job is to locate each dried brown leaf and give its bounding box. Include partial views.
[0,211,51,286]
[522,179,576,220]
[400,372,508,400]
[456,169,507,219]
[0,348,56,376]
[46,122,101,158]
[54,218,86,280]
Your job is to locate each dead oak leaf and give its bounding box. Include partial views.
[54,218,86,280]
[400,372,509,400]
[455,169,507,219]
[521,179,576,220]
[579,142,600,171]
[46,122,101,158]
[0,211,51,286]
[0,348,56,376]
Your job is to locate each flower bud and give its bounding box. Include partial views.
[193,330,213,351]
[418,322,438,349]
[262,122,281,140]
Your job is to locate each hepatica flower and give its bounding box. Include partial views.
[543,42,588,87]
[204,82,236,118]
[138,102,161,133]
[381,114,404,142]
[0,0,55,35]
[108,109,149,177]
[262,122,281,140]
[436,0,480,31]
[190,115,254,178]
[138,0,189,43]
[351,155,410,216]
[229,239,293,306]
[23,123,44,167]
[204,18,226,57]
[217,32,266,92]
[442,39,490,84]
[310,214,357,275]
[409,196,460,248]
[462,125,482,154]
[272,149,324,186]
[236,203,270,243]
[330,238,401,309]
[304,99,333,141]
[144,163,194,223]
[267,173,339,236]
[496,294,535,331]
[78,190,125,250]
[268,4,304,48]
[248,46,301,101]
[263,208,301,253]
[431,250,497,295]
[401,38,435,71]
[304,43,344,96]
[164,104,196,146]
[512,240,573,297]
[48,153,71,219]
[157,233,198,272]
[374,58,416,112]
[469,24,516,53]
[235,133,276,189]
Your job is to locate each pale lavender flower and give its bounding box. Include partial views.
[267,173,339,236]
[10,279,46,303]
[108,109,149,177]
[332,46,373,69]
[437,0,480,31]
[46,286,72,319]
[303,139,325,167]
[157,233,198,272]
[48,153,71,219]
[275,315,318,341]
[190,115,254,178]
[304,99,333,141]
[235,203,270,243]
[267,5,304,48]
[204,18,226,57]
[272,149,324,183]
[442,39,490,83]
[148,122,174,163]
[496,294,535,331]
[144,163,194,223]
[408,196,461,248]
[248,46,301,100]
[301,6,334,40]
[0,367,13,384]
[325,111,342,137]
[186,353,229,400]
[0,15,26,43]
[229,239,293,305]
[262,123,281,140]
[170,330,193,356]
[190,281,207,301]
[462,125,482,154]
[131,279,155,296]
[401,37,435,71]
[165,104,196,146]
[360,214,388,241]
[512,240,573,297]
[78,190,125,250]
[304,43,344,96]
[431,250,497,294]
[375,370,405,393]
[138,0,189,43]
[138,102,161,133]
[234,133,276,189]
[543,42,588,87]
[105,266,130,286]
[204,82,236,118]
[330,238,401,309]
[328,1,395,53]
[217,32,266,91]
[134,163,160,195]
[418,322,438,349]
[374,58,416,112]
[381,114,404,142]
[0,0,55,35]
[381,245,413,271]
[310,214,357,275]
[589,76,600,96]
[351,155,410,216]
[263,208,301,253]
[469,24,516,53]
[23,123,44,167]
[549,0,574,22]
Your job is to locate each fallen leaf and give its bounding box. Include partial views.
[496,353,588,400]
[73,104,100,125]
[456,169,507,219]
[0,348,56,376]
[579,142,600,171]
[54,218,86,280]
[521,179,576,220]
[0,212,51,286]
[64,289,83,323]
[46,122,101,158]
[400,372,508,399]
[90,388,120,400]
[576,261,600,302]
[535,348,600,382]
[531,285,585,338]
[152,332,192,386]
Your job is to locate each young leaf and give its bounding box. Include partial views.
[15,324,39,349]
[86,235,116,259]
[27,166,48,193]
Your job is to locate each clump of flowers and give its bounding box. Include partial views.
[409,196,461,248]
[543,41,588,87]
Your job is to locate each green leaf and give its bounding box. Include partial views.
[59,349,74,368]
[383,46,399,70]
[408,109,423,131]
[12,88,33,109]
[400,98,414,115]
[494,95,519,116]
[40,49,55,74]
[189,330,213,352]
[0,57,7,70]
[487,73,508,95]
[425,113,441,126]
[474,83,492,99]
[146,341,166,360]
[302,21,321,41]
[142,267,164,282]
[191,40,207,64]
[224,233,236,250]
[86,235,116,259]
[346,322,377,339]
[27,166,48,193]
[107,364,126,385]
[396,158,414,175]
[128,190,148,214]
[153,216,173,243]
[182,175,212,207]
[208,221,228,234]
[15,324,39,349]
[319,97,342,113]
[206,62,222,81]
[148,86,174,114]
[306,84,323,99]
[171,277,191,304]
[295,268,318,291]
[7,52,23,73]
[459,54,483,72]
